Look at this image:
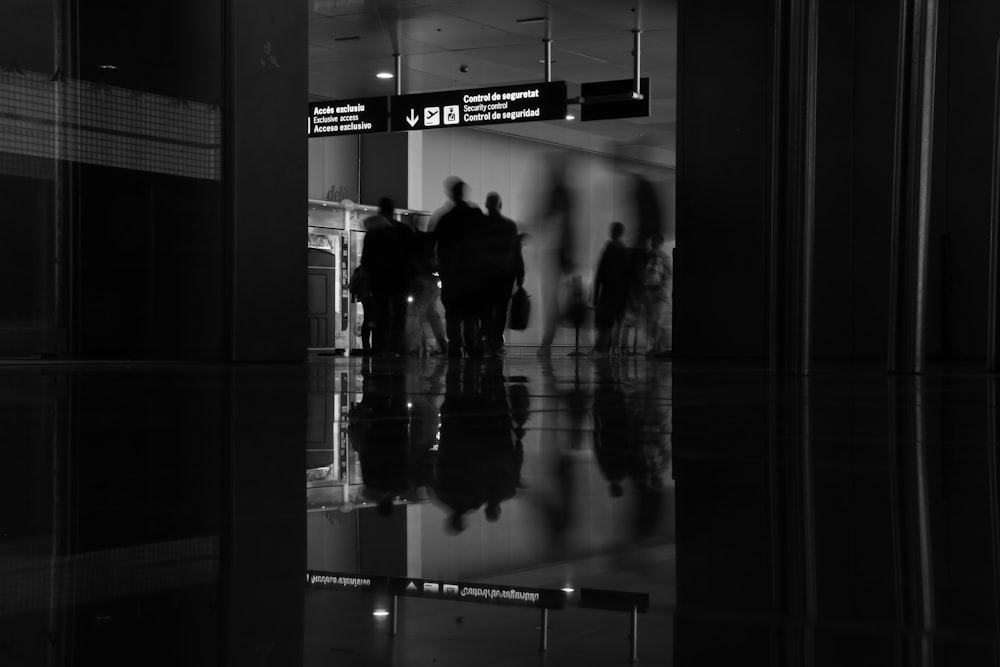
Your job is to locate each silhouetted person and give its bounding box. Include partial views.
[592,221,631,354]
[360,197,413,355]
[434,179,485,357]
[480,193,521,356]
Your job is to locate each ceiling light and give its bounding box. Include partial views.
[561,587,575,593]
[565,114,575,121]
[98,64,118,70]
[372,609,390,617]
[376,72,394,79]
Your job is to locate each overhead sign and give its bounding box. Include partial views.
[388,576,566,609]
[308,96,389,138]
[391,81,568,132]
[580,78,650,122]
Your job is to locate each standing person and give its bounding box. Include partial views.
[409,219,448,355]
[641,233,672,358]
[591,221,631,354]
[433,179,484,358]
[360,197,413,356]
[480,193,521,357]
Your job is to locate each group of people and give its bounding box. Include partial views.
[354,166,670,359]
[354,178,524,358]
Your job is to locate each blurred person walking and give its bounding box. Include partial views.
[641,233,672,358]
[409,219,448,355]
[536,153,578,356]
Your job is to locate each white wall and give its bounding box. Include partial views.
[418,128,674,348]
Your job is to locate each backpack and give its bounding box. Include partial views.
[642,252,667,288]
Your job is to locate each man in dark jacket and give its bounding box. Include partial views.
[479,192,521,357]
[433,179,485,358]
[360,197,413,355]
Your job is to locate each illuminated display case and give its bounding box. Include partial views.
[306,199,427,354]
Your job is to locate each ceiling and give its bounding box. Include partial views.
[308,0,677,167]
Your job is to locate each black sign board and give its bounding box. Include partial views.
[391,81,568,132]
[308,97,389,138]
[580,78,650,122]
[389,576,566,610]
[305,570,386,593]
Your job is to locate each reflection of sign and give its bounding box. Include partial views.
[391,82,567,132]
[580,78,651,122]
[308,97,389,137]
[389,576,565,609]
[306,570,383,592]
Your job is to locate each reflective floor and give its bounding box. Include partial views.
[2,354,1000,666]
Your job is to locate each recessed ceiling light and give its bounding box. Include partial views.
[561,587,575,593]
[565,114,575,121]
[372,609,390,617]
[98,64,118,70]
[376,72,394,79]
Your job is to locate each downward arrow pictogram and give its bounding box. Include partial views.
[406,109,419,127]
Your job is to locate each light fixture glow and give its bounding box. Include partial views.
[565,114,575,120]
[561,587,575,593]
[376,71,394,79]
[372,609,390,617]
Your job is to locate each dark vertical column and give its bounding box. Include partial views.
[226,0,308,362]
[887,0,939,374]
[986,41,1000,371]
[223,367,306,667]
[767,377,816,665]
[769,0,819,376]
[888,376,935,664]
[675,0,772,360]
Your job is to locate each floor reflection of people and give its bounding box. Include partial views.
[532,356,589,553]
[625,360,672,539]
[593,357,631,497]
[432,357,521,533]
[349,358,439,515]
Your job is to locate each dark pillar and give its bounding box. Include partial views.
[224,366,306,667]
[769,0,820,376]
[226,0,308,362]
[887,0,939,374]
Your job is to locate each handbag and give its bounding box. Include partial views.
[509,286,531,331]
